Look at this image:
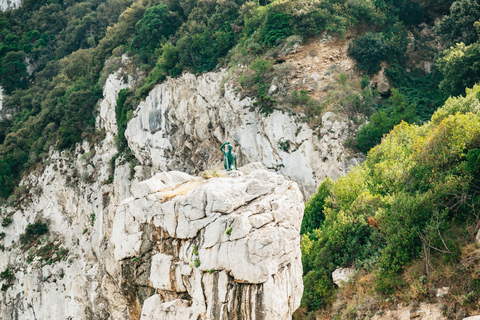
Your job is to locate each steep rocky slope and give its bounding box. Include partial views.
[0,71,305,320]
[125,69,358,198]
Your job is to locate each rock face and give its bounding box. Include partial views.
[332,268,356,287]
[0,0,21,11]
[371,303,446,320]
[113,166,304,319]
[0,72,304,319]
[125,70,358,197]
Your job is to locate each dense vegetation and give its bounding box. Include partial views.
[298,0,480,316]
[300,84,480,315]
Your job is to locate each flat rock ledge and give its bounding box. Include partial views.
[111,163,305,320]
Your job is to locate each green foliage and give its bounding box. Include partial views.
[436,0,480,45]
[301,178,333,235]
[90,213,95,226]
[261,11,292,45]
[0,0,139,199]
[131,4,181,64]
[289,90,323,120]
[115,88,133,152]
[302,84,480,311]
[436,42,480,97]
[1,217,12,227]
[240,57,276,115]
[0,51,29,93]
[356,89,417,153]
[226,227,232,236]
[0,268,14,282]
[19,222,48,246]
[385,64,445,121]
[348,33,388,74]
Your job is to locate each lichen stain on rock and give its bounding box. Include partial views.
[121,257,155,320]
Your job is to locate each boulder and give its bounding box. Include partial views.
[332,268,356,287]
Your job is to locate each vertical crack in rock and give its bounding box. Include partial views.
[113,165,304,319]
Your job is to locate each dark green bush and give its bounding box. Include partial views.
[115,88,134,152]
[348,32,389,74]
[261,11,292,45]
[301,179,333,235]
[356,89,417,153]
[435,0,480,45]
[1,217,12,227]
[0,268,14,282]
[0,51,29,93]
[385,64,444,122]
[131,4,181,64]
[20,221,48,246]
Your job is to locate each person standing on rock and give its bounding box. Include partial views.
[220,142,237,171]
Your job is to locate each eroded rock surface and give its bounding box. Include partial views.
[113,165,304,320]
[0,71,304,319]
[371,303,446,320]
[0,0,21,11]
[125,70,358,197]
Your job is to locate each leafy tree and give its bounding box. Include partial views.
[301,178,333,235]
[131,4,181,63]
[356,89,417,153]
[261,11,292,45]
[302,84,480,311]
[436,42,480,97]
[348,32,389,74]
[436,0,480,45]
[0,51,29,93]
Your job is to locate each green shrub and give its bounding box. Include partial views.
[115,88,134,152]
[239,57,277,115]
[1,217,12,227]
[302,84,480,311]
[436,42,480,97]
[348,32,388,74]
[385,64,444,122]
[435,0,480,45]
[131,4,181,64]
[301,178,333,235]
[19,222,48,246]
[356,89,417,153]
[261,11,292,45]
[0,268,14,282]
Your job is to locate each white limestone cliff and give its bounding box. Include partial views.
[0,72,304,320]
[0,0,21,11]
[125,70,360,197]
[114,165,304,320]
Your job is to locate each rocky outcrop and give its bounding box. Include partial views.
[0,0,21,11]
[125,70,358,197]
[371,303,446,320]
[113,165,304,319]
[0,72,304,319]
[332,268,356,287]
